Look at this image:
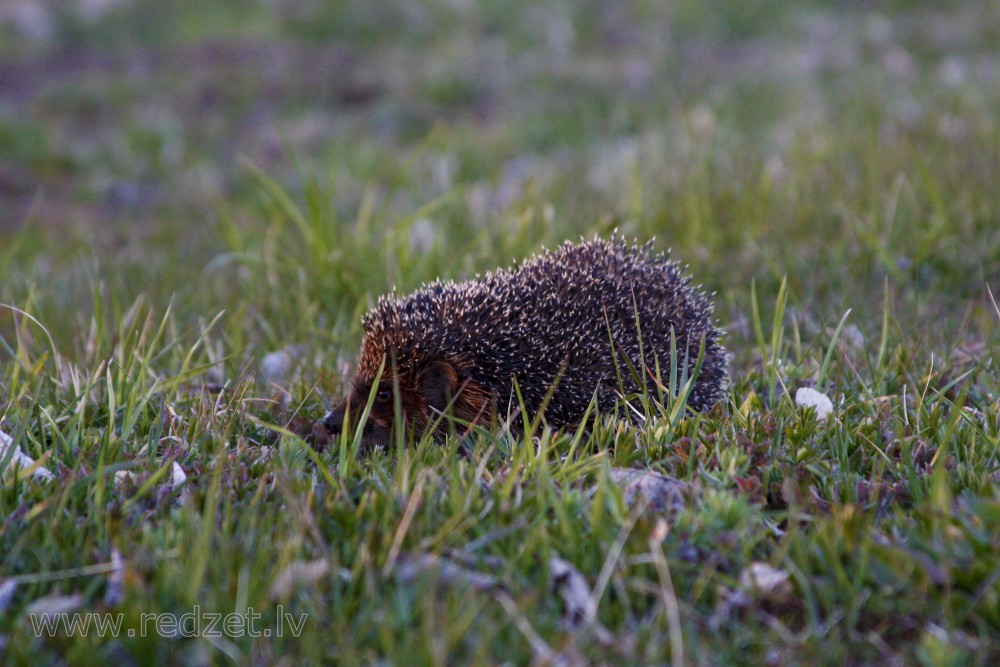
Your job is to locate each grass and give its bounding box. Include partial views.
[1,0,999,664]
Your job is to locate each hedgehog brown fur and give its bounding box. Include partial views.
[323,236,727,447]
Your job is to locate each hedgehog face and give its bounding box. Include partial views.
[322,381,395,449]
[323,357,467,448]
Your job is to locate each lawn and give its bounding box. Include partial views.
[1,0,999,664]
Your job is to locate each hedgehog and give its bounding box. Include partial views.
[323,236,727,447]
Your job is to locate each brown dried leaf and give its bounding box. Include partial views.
[738,562,793,604]
[25,593,84,617]
[395,553,499,592]
[269,558,331,601]
[549,556,591,629]
[103,549,125,607]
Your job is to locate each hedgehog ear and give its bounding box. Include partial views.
[419,360,459,411]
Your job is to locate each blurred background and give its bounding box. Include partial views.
[1,0,998,364]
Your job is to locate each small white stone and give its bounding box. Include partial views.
[259,345,305,387]
[795,387,834,421]
[738,562,793,602]
[408,218,437,254]
[1,3,55,42]
[842,324,866,350]
[114,470,136,486]
[170,462,187,487]
[0,429,54,481]
[0,579,17,614]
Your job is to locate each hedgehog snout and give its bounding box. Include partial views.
[323,402,346,435]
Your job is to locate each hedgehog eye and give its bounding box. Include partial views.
[375,388,392,403]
